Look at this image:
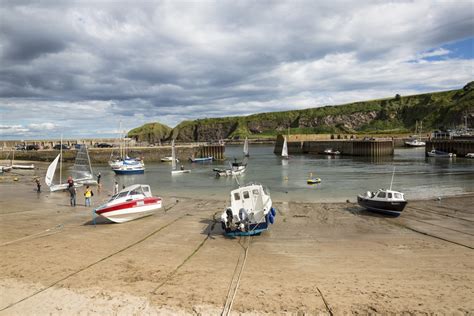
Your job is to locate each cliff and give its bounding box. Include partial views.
[128,82,473,142]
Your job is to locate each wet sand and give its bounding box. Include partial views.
[0,178,473,315]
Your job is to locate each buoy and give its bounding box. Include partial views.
[13,177,18,181]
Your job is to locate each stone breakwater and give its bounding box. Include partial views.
[0,145,225,163]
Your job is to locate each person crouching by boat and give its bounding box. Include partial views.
[84,185,93,207]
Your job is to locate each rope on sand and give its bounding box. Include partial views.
[316,287,334,316]
[0,206,182,312]
[0,224,64,247]
[151,211,218,294]
[221,236,251,316]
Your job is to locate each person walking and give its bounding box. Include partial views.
[114,181,119,195]
[97,172,101,185]
[84,185,93,207]
[68,185,76,207]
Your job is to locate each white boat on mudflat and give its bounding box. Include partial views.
[220,183,275,236]
[94,184,162,223]
[405,139,426,147]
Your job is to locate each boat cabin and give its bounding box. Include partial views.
[109,184,152,202]
[366,189,405,201]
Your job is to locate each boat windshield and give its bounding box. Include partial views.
[377,191,386,198]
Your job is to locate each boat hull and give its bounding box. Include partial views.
[95,197,162,223]
[190,157,213,162]
[49,183,83,192]
[11,164,35,169]
[224,222,269,236]
[172,170,191,174]
[113,168,145,175]
[357,196,407,216]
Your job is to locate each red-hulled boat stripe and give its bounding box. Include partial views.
[96,197,161,215]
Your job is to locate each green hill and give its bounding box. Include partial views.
[127,122,172,143]
[128,82,473,142]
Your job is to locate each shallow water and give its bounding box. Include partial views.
[86,144,474,203]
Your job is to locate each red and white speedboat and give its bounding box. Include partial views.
[94,184,162,223]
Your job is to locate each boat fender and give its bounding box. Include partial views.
[268,213,274,224]
[270,207,276,217]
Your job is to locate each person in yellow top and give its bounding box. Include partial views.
[84,185,94,207]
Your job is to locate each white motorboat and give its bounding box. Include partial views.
[215,158,247,177]
[405,138,426,147]
[220,183,275,236]
[466,153,474,158]
[111,158,145,174]
[94,184,162,223]
[171,140,190,174]
[323,148,341,155]
[10,150,35,169]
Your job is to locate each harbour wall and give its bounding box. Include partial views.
[0,145,225,163]
[426,138,474,156]
[274,135,394,157]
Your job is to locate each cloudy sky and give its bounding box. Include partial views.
[1,1,473,140]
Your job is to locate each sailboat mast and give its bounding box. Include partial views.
[86,145,94,177]
[59,135,63,185]
[389,167,396,191]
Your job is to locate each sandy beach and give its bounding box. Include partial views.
[0,175,473,315]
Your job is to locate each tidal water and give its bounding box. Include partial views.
[92,144,474,203]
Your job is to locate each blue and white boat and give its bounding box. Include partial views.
[110,157,145,175]
[221,183,275,236]
[427,149,455,158]
[189,156,213,162]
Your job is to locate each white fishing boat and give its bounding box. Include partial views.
[220,182,275,236]
[243,137,249,157]
[281,136,288,159]
[72,145,97,185]
[357,168,407,216]
[171,140,190,175]
[93,184,162,223]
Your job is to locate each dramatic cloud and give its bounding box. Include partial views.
[0,0,473,139]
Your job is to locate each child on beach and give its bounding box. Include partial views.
[84,186,93,207]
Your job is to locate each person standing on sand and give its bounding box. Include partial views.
[97,172,101,185]
[67,176,74,188]
[35,178,41,192]
[68,185,76,206]
[114,181,119,194]
[84,185,93,207]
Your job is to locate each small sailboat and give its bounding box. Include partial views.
[171,140,190,175]
[72,145,97,185]
[93,184,162,223]
[357,167,407,216]
[405,121,426,147]
[243,137,249,157]
[10,150,35,169]
[45,137,83,192]
[220,182,275,236]
[108,122,145,174]
[281,136,288,159]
